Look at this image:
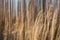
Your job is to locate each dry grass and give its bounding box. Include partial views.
[0,0,60,40]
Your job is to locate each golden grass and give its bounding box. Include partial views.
[0,0,60,40]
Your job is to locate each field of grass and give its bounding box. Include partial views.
[0,0,60,40]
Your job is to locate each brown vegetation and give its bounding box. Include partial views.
[0,0,60,40]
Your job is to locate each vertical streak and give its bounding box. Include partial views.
[41,0,43,10]
[4,0,6,40]
[46,0,48,15]
[43,0,46,12]
[8,0,11,35]
[22,0,26,40]
[15,0,18,18]
[8,0,10,19]
[58,0,59,9]
[15,0,18,40]
[2,0,4,20]
[3,0,7,40]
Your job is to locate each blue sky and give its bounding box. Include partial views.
[13,0,55,12]
[12,0,29,16]
[13,0,55,13]
[14,0,29,10]
[13,0,55,9]
[14,0,29,8]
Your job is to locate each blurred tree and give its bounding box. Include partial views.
[0,0,4,40]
